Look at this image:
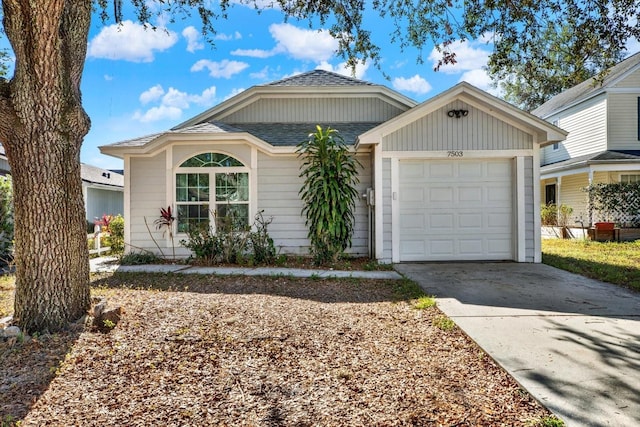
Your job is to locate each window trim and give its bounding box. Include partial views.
[174,153,250,236]
[619,173,640,184]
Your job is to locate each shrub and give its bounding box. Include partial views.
[109,215,125,253]
[119,251,161,265]
[249,210,276,264]
[541,203,557,226]
[180,224,223,265]
[0,175,13,264]
[296,125,361,265]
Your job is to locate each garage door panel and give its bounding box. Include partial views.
[399,159,513,261]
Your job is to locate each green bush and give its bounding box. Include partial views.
[119,251,161,265]
[0,175,13,263]
[109,215,125,253]
[180,224,223,265]
[296,126,361,265]
[249,210,276,264]
[586,182,640,227]
[541,203,557,226]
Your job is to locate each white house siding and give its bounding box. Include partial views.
[381,158,392,262]
[85,187,124,222]
[607,92,640,150]
[129,152,168,254]
[541,96,607,165]
[222,97,406,123]
[383,101,534,152]
[256,152,372,256]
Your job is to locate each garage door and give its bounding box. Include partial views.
[399,159,513,261]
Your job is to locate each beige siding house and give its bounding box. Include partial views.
[534,52,640,225]
[101,70,564,263]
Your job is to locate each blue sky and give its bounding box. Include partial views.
[6,3,637,171]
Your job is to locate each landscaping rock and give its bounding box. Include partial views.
[4,325,21,338]
[93,305,122,333]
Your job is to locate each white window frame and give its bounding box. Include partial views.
[619,173,640,183]
[174,155,250,236]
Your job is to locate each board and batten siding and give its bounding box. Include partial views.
[129,153,168,254]
[85,188,123,223]
[223,97,406,123]
[524,156,535,262]
[607,92,640,151]
[381,158,392,262]
[256,152,373,256]
[541,95,607,166]
[383,101,534,152]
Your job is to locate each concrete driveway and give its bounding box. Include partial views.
[395,263,640,427]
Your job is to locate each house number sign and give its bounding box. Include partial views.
[447,150,464,157]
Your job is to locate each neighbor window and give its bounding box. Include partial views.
[175,152,249,233]
[620,174,640,184]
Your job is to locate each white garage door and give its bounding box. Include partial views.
[399,159,514,261]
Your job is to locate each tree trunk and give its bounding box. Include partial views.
[0,1,93,333]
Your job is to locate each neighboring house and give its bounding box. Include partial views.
[100,70,564,263]
[0,143,123,223]
[534,52,640,225]
[81,163,124,224]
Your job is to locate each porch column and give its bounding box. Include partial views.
[588,168,594,225]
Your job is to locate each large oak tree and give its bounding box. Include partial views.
[1,0,639,333]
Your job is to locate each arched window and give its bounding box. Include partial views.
[175,152,249,233]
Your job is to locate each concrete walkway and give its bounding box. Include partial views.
[89,256,402,280]
[395,262,640,427]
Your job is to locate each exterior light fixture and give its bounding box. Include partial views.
[447,109,469,118]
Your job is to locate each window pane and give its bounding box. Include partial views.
[216,173,249,202]
[177,203,209,233]
[176,188,188,202]
[180,152,244,167]
[216,203,249,231]
[176,174,187,187]
[177,173,209,202]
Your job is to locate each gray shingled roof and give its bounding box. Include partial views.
[264,69,373,87]
[533,52,640,118]
[542,150,640,172]
[230,122,382,146]
[106,123,243,148]
[81,163,124,188]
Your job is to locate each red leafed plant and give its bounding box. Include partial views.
[94,214,113,233]
[151,206,176,260]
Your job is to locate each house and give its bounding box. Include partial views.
[80,164,124,225]
[100,70,564,263]
[534,52,640,226]
[0,143,124,223]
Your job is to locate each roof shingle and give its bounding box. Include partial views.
[263,69,373,87]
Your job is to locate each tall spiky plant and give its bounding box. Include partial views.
[297,126,361,265]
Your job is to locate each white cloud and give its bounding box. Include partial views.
[231,48,275,58]
[133,85,218,123]
[224,88,246,100]
[88,20,178,62]
[191,59,249,78]
[316,60,370,79]
[269,23,337,61]
[428,40,491,75]
[182,26,204,53]
[250,66,270,80]
[133,105,183,123]
[104,74,114,81]
[458,69,499,95]
[392,75,432,95]
[215,31,242,41]
[139,84,165,104]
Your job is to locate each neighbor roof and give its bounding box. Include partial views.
[533,52,640,118]
[264,69,374,87]
[81,163,124,188]
[541,150,640,174]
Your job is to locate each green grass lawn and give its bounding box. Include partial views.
[542,239,640,292]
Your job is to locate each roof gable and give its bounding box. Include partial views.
[358,82,567,146]
[533,52,640,118]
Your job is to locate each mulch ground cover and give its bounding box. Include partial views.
[1,273,553,426]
